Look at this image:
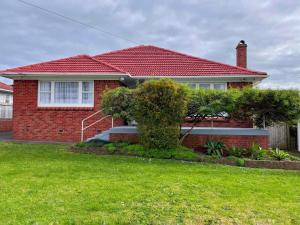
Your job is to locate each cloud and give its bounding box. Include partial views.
[0,0,299,89]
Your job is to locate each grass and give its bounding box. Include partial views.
[0,143,299,225]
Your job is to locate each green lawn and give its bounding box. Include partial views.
[0,143,299,225]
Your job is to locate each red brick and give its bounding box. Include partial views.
[0,119,12,131]
[12,80,124,142]
[110,133,269,151]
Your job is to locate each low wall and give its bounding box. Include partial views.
[0,119,13,131]
[109,126,269,150]
[245,160,300,170]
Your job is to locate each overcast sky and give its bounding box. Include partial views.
[0,0,299,89]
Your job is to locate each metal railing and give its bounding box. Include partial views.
[81,109,114,141]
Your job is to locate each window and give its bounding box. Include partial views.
[4,94,10,104]
[199,83,210,89]
[187,83,227,90]
[38,81,94,107]
[213,83,226,90]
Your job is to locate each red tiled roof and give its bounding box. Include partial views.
[0,82,13,91]
[0,45,267,77]
[94,45,267,76]
[1,55,124,73]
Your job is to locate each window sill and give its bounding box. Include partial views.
[37,107,94,111]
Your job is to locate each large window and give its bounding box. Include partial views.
[187,83,227,90]
[38,81,94,107]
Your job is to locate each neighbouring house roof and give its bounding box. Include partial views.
[0,45,267,78]
[0,55,124,74]
[0,82,13,92]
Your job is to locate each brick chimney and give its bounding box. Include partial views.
[236,40,247,68]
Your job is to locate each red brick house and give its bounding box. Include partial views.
[0,82,13,131]
[0,40,269,148]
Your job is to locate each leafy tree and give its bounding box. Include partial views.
[235,88,300,128]
[181,88,240,141]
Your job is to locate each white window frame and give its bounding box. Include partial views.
[38,80,94,107]
[186,82,227,90]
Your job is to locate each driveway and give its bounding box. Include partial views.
[0,132,12,141]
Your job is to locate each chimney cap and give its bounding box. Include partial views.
[236,40,247,48]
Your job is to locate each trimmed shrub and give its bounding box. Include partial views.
[134,79,189,149]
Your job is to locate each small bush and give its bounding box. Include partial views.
[203,140,225,158]
[104,142,199,161]
[226,156,245,167]
[75,142,88,148]
[228,146,245,158]
[270,148,290,161]
[247,143,267,160]
[103,143,118,154]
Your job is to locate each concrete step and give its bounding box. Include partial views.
[86,129,111,142]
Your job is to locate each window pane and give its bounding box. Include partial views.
[39,81,51,104]
[54,82,79,104]
[40,81,51,92]
[199,83,210,89]
[214,84,226,90]
[82,93,93,104]
[40,92,51,104]
[82,81,92,92]
[188,83,197,89]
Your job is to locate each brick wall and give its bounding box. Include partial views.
[0,119,12,131]
[110,133,269,151]
[13,80,124,142]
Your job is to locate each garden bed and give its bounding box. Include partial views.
[70,142,300,171]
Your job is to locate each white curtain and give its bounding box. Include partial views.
[40,81,51,104]
[82,81,93,104]
[54,82,79,104]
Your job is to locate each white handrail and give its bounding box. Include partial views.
[81,110,113,141]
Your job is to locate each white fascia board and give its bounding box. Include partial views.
[0,72,128,80]
[130,75,268,83]
[0,88,13,93]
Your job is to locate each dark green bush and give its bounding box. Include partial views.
[103,142,199,161]
[235,88,300,128]
[203,140,225,158]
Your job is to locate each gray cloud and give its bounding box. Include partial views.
[0,0,299,89]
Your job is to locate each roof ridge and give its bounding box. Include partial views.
[94,45,146,57]
[146,45,267,75]
[87,56,126,73]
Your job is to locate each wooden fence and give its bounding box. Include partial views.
[267,124,297,150]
